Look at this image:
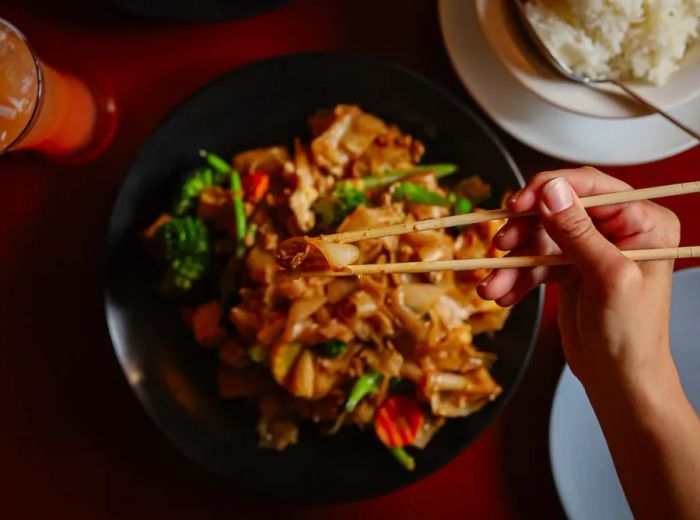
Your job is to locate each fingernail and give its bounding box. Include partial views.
[508,191,520,206]
[494,227,507,240]
[479,271,496,287]
[542,177,574,213]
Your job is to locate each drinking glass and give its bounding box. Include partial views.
[0,18,117,162]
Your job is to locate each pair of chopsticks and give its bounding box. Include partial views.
[305,180,700,276]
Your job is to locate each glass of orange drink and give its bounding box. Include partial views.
[0,18,117,162]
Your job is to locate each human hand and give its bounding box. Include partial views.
[478,167,681,387]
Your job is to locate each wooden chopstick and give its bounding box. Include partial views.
[320,180,700,244]
[299,246,699,276]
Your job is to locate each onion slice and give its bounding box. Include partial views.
[396,284,448,315]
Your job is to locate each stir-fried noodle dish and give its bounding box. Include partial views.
[143,105,511,470]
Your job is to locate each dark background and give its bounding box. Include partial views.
[0,0,698,518]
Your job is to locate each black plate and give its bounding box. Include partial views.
[104,53,543,503]
[106,0,295,21]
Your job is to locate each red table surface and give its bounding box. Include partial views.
[0,1,697,518]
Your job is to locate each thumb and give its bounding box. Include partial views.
[539,177,629,281]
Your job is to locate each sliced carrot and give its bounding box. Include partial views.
[374,396,424,448]
[142,213,171,240]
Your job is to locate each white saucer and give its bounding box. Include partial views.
[474,0,700,120]
[549,267,700,520]
[439,0,700,165]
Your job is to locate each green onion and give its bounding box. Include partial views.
[345,371,383,413]
[360,163,457,190]
[334,164,457,194]
[388,447,416,471]
[244,222,258,247]
[313,339,348,358]
[198,149,230,173]
[199,149,247,258]
[230,170,246,258]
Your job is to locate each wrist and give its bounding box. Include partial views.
[582,351,687,427]
[576,334,673,392]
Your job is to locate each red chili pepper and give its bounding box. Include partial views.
[242,171,270,204]
[374,396,424,448]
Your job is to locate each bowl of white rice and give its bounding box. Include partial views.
[476,0,700,119]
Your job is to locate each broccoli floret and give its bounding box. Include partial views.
[314,184,368,229]
[335,183,368,216]
[157,216,210,292]
[174,167,228,216]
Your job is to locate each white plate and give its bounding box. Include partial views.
[549,267,700,520]
[439,0,700,165]
[475,0,700,120]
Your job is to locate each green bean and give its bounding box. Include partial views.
[361,163,457,189]
[335,164,457,193]
[391,182,450,206]
[198,149,230,174]
[345,371,383,413]
[230,169,246,258]
[388,447,416,471]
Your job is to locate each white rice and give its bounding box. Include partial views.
[524,0,700,85]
